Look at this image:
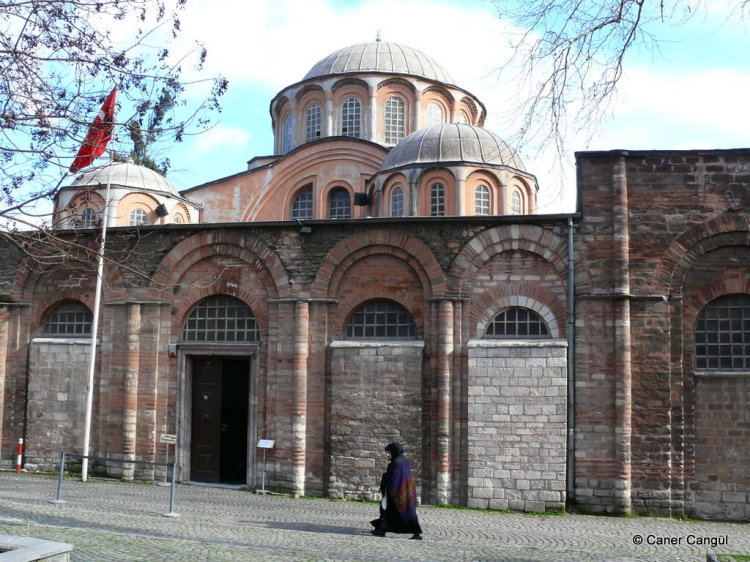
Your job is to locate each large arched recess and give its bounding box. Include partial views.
[655,214,750,521]
[241,138,388,221]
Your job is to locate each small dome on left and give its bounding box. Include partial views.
[70,161,180,197]
[55,161,200,229]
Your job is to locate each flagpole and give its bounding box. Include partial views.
[81,143,116,483]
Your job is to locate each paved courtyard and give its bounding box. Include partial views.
[0,472,748,561]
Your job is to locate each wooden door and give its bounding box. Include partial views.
[191,359,222,482]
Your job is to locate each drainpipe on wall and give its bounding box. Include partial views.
[566,217,576,507]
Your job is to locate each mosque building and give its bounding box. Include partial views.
[0,40,748,522]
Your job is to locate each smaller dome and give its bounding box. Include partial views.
[304,42,454,85]
[380,124,527,173]
[70,161,179,197]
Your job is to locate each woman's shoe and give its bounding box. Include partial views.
[370,528,386,537]
[410,533,422,540]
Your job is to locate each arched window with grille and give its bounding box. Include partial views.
[282,115,293,153]
[341,97,361,138]
[129,208,148,226]
[391,187,404,217]
[79,207,97,228]
[292,186,313,220]
[306,103,322,142]
[426,102,443,127]
[182,295,260,342]
[43,301,93,337]
[430,182,445,217]
[695,294,750,370]
[328,188,351,219]
[384,97,404,145]
[475,185,490,215]
[485,307,550,338]
[345,300,417,340]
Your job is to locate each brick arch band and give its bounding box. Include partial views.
[150,231,290,299]
[656,213,750,296]
[448,224,589,297]
[312,230,446,299]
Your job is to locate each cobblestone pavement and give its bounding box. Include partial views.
[0,473,748,562]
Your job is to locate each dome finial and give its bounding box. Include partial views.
[376,28,381,42]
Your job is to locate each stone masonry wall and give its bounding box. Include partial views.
[467,339,567,512]
[328,341,424,500]
[26,339,92,470]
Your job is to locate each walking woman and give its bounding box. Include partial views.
[371,442,423,540]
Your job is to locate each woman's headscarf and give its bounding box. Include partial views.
[385,442,404,458]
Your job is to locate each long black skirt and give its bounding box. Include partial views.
[371,498,422,535]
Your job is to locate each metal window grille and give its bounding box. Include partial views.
[384,97,404,145]
[292,187,313,220]
[282,115,293,153]
[695,294,750,369]
[43,302,93,337]
[426,103,443,127]
[182,296,260,342]
[485,307,550,338]
[475,185,490,215]
[345,300,416,340]
[80,207,97,228]
[341,97,361,138]
[329,189,351,219]
[392,187,404,217]
[511,191,522,215]
[173,214,183,224]
[129,208,148,226]
[430,182,445,217]
[306,103,322,142]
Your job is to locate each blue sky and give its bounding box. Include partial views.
[161,0,750,214]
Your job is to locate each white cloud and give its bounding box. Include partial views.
[191,125,251,153]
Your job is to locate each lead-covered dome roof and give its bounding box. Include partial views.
[70,161,180,197]
[304,42,454,85]
[380,124,527,172]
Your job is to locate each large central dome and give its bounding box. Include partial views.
[303,41,454,85]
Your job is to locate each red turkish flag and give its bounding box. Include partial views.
[69,87,117,173]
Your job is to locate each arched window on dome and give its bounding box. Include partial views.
[475,185,490,215]
[511,191,522,215]
[328,188,351,219]
[384,97,405,145]
[282,115,293,154]
[129,208,148,226]
[485,307,550,339]
[79,207,98,229]
[426,103,443,127]
[43,301,93,337]
[341,97,361,138]
[306,103,322,142]
[345,300,416,340]
[695,294,750,370]
[391,187,404,217]
[430,182,445,217]
[292,186,313,220]
[182,295,260,342]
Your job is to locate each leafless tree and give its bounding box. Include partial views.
[0,0,227,235]
[492,0,749,198]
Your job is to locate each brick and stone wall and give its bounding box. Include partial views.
[328,341,424,500]
[467,339,567,512]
